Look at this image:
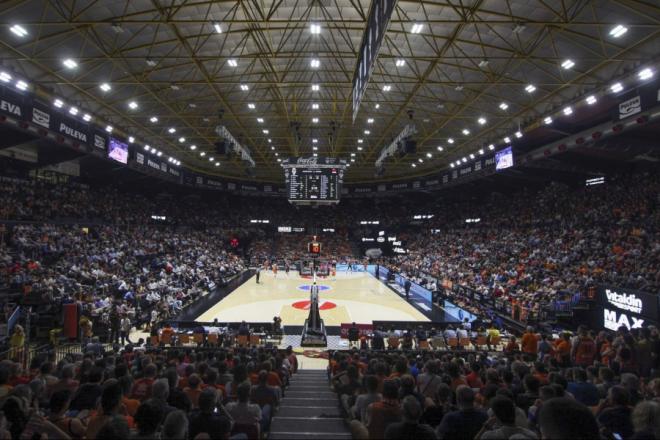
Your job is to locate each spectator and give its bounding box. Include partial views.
[597,386,634,439]
[187,388,232,440]
[475,396,537,439]
[436,385,488,440]
[161,410,189,440]
[538,397,600,439]
[384,395,437,439]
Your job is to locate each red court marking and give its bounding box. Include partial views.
[291,300,337,310]
[300,275,328,279]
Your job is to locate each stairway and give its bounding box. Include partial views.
[269,369,351,439]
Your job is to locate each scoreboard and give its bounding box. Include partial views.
[288,168,339,201]
[282,157,347,205]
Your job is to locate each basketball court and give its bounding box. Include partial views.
[194,271,429,326]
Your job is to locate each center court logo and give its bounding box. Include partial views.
[297,284,331,292]
[292,300,336,310]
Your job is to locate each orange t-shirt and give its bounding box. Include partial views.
[521,333,538,354]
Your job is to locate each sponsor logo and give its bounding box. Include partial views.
[619,96,641,119]
[32,108,50,128]
[354,187,371,193]
[147,159,160,170]
[196,177,203,184]
[263,185,272,192]
[605,289,643,314]
[242,185,257,191]
[460,166,472,175]
[168,167,180,176]
[377,184,386,192]
[227,182,236,190]
[412,181,421,188]
[160,163,167,172]
[59,122,87,142]
[442,175,449,183]
[392,183,408,189]
[474,161,482,171]
[206,179,222,187]
[485,157,496,166]
[0,100,21,116]
[604,308,644,331]
[426,179,439,186]
[296,157,318,165]
[94,134,105,149]
[136,153,144,165]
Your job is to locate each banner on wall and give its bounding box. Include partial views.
[0,87,30,120]
[595,285,659,331]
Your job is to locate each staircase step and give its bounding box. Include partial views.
[269,432,351,440]
[281,397,338,407]
[287,390,336,399]
[270,417,347,435]
[276,406,342,418]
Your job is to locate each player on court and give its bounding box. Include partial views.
[285,262,290,277]
[347,259,353,272]
[272,263,278,278]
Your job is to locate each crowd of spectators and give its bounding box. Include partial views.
[332,323,660,439]
[389,172,659,322]
[0,344,296,439]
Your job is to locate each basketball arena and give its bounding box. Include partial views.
[0,1,659,439]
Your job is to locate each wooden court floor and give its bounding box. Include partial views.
[194,271,430,326]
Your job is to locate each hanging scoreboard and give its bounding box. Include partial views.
[282,157,347,205]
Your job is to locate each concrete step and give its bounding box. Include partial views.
[269,432,351,440]
[286,390,336,399]
[281,397,338,407]
[276,405,342,418]
[270,417,347,435]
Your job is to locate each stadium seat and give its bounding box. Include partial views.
[431,337,446,351]
[387,336,400,349]
[418,340,430,350]
[475,336,488,349]
[207,333,219,346]
[192,333,203,345]
[160,332,173,346]
[237,335,249,347]
[459,337,472,350]
[178,333,190,345]
[447,337,459,349]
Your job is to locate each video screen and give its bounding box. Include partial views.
[495,146,514,170]
[108,137,129,164]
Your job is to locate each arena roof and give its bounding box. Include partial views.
[1,0,659,183]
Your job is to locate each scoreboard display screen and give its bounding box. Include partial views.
[287,167,340,202]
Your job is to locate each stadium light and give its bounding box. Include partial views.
[609,25,627,38]
[561,59,575,69]
[410,23,424,34]
[10,25,28,37]
[62,58,78,69]
[638,68,654,81]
